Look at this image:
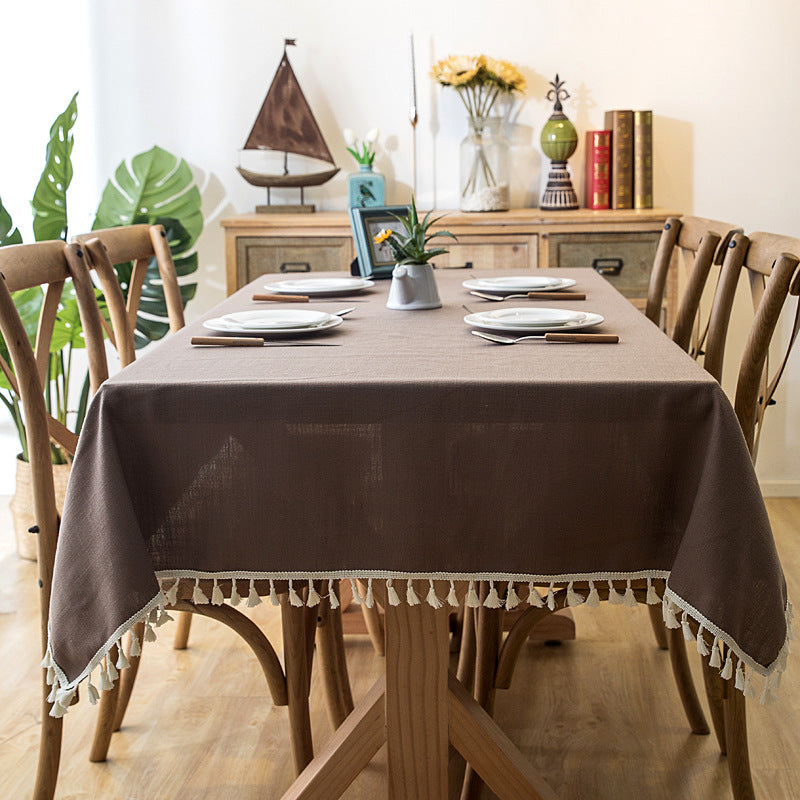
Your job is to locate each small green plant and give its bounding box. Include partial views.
[343,128,379,167]
[373,196,457,265]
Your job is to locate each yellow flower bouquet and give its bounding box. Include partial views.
[431,55,525,210]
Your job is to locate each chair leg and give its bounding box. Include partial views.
[89,648,121,762]
[647,604,669,650]
[315,581,354,729]
[112,621,145,732]
[456,604,476,691]
[461,586,503,800]
[280,594,315,775]
[724,681,755,800]
[172,611,193,650]
[701,657,728,753]
[33,674,63,799]
[357,580,385,656]
[666,627,709,735]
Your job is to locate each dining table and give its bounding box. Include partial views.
[45,267,791,799]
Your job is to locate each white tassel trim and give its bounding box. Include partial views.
[447,580,459,607]
[426,580,443,609]
[288,580,303,607]
[247,579,262,607]
[528,583,545,608]
[566,581,584,607]
[505,582,520,609]
[307,580,321,607]
[327,579,340,609]
[484,582,502,609]
[230,578,242,606]
[42,573,793,720]
[386,579,401,607]
[465,580,480,608]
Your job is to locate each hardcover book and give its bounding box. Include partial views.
[634,110,653,208]
[584,130,611,210]
[604,109,633,209]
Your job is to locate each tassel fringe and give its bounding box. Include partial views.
[43,572,794,719]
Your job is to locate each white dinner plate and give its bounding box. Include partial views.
[471,307,585,329]
[203,310,343,337]
[464,309,604,334]
[462,276,577,294]
[219,310,333,329]
[263,277,375,296]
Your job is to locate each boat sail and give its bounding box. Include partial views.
[237,40,339,191]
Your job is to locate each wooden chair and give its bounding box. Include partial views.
[643,217,742,722]
[669,230,800,798]
[0,240,312,798]
[0,241,118,798]
[645,215,742,346]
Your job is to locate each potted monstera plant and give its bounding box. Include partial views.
[0,92,203,558]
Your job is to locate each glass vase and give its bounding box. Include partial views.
[459,116,510,212]
[348,164,385,208]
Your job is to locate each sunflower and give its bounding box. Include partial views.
[483,57,526,93]
[430,54,485,87]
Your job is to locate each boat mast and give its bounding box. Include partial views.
[282,38,294,177]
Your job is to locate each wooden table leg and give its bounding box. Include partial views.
[384,585,450,800]
[282,580,560,800]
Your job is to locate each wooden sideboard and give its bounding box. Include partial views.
[221,208,678,323]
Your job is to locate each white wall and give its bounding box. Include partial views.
[1,0,799,492]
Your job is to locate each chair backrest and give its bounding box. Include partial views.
[0,241,109,646]
[72,224,185,367]
[645,216,741,352]
[704,231,800,458]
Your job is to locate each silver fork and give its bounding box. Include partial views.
[471,330,619,344]
[469,290,586,301]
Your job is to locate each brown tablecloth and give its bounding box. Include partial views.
[46,268,790,711]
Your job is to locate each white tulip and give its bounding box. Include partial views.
[343,128,357,147]
[365,128,379,144]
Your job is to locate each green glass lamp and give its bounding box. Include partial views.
[540,74,579,210]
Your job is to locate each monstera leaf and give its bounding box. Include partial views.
[93,145,202,346]
[0,196,22,246]
[31,92,78,242]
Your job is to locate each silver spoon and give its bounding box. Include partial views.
[471,330,618,344]
[333,307,356,316]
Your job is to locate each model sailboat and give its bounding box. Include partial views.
[237,39,339,205]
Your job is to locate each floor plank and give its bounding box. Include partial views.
[0,498,798,798]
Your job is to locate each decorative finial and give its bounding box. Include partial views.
[546,74,570,115]
[284,38,296,52]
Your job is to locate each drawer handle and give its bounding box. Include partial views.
[592,257,623,276]
[280,261,311,273]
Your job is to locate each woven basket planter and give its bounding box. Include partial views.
[9,455,71,561]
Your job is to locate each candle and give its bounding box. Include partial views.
[409,31,418,126]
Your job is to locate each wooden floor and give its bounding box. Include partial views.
[1,499,798,799]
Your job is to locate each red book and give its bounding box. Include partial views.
[584,130,611,210]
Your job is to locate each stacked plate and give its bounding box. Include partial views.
[464,307,604,334]
[262,277,374,296]
[203,309,343,338]
[462,276,576,294]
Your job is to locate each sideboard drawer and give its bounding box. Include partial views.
[236,236,353,286]
[433,235,537,270]
[546,232,659,299]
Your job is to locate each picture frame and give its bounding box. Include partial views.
[349,204,410,279]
